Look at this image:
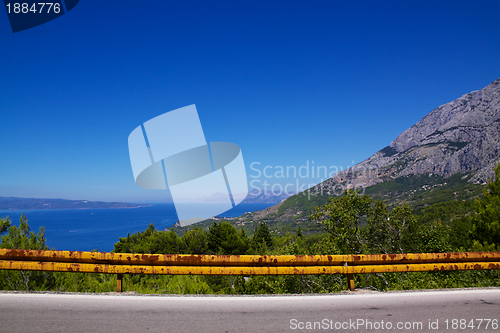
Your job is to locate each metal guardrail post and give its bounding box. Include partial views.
[346,273,355,291]
[344,262,355,291]
[117,273,123,292]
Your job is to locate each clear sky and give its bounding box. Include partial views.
[1,0,499,203]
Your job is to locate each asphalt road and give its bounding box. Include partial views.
[0,289,499,333]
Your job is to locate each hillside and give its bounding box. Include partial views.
[223,79,500,234]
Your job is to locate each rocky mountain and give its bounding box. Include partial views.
[313,78,500,195]
[225,79,499,234]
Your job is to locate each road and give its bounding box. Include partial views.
[0,289,499,332]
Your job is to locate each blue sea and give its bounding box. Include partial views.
[0,203,273,252]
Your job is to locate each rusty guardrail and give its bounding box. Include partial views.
[0,249,499,292]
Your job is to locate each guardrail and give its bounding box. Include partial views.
[0,249,499,292]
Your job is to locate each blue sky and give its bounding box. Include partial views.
[1,0,499,203]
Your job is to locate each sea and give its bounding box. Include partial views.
[0,203,274,252]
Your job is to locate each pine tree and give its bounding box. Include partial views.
[473,163,500,246]
[296,225,303,239]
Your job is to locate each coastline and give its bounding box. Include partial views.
[0,205,153,211]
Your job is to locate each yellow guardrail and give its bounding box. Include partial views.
[0,249,499,292]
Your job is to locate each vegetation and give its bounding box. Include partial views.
[1,164,499,294]
[0,214,55,291]
[472,163,500,246]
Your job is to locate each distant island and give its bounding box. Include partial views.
[196,189,295,204]
[0,197,150,210]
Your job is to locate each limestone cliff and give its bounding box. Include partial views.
[314,78,500,194]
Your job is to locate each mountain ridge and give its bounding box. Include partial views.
[313,78,500,195]
[226,78,499,233]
